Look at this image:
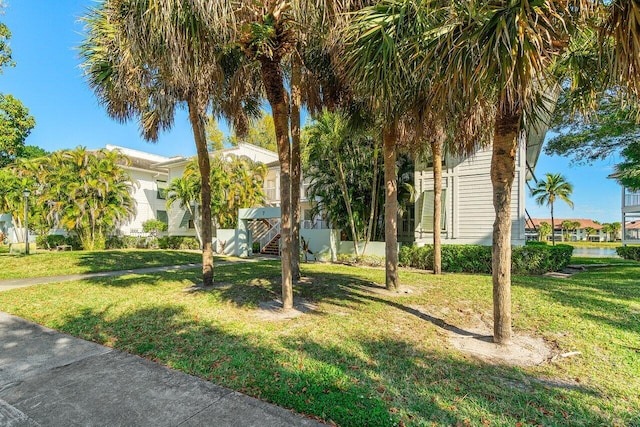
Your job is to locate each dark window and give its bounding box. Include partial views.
[157,180,167,199]
[157,210,168,225]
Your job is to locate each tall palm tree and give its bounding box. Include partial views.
[531,173,574,246]
[339,1,491,285]
[166,174,203,247]
[79,1,256,285]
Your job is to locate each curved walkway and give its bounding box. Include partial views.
[0,256,277,292]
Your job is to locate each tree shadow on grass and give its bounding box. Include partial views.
[78,270,200,288]
[50,305,627,427]
[514,264,640,334]
[74,250,202,273]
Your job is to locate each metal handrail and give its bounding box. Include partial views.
[259,220,281,251]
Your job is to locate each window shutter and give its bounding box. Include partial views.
[157,210,168,225]
[179,210,191,228]
[418,189,447,232]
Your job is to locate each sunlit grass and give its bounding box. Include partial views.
[1,260,638,426]
[0,249,202,279]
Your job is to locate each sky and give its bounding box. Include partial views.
[0,1,624,224]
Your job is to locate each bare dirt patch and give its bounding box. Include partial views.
[448,325,553,367]
[182,281,234,292]
[255,297,318,321]
[352,281,419,297]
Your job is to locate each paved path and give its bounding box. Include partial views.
[0,257,321,426]
[0,256,278,292]
[0,312,322,427]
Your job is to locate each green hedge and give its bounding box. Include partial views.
[158,236,200,250]
[35,234,82,250]
[616,245,640,261]
[399,243,573,275]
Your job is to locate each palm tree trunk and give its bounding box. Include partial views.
[364,140,380,254]
[188,97,214,287]
[383,124,399,291]
[291,55,302,281]
[260,56,293,310]
[490,108,520,346]
[432,133,444,275]
[550,203,555,246]
[337,160,360,256]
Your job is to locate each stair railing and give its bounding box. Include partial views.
[259,220,281,252]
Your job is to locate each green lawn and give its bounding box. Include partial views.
[0,260,638,426]
[0,249,202,279]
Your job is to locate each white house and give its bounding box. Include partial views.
[104,145,173,236]
[414,125,545,246]
[619,187,640,244]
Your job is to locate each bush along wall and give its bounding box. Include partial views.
[399,243,574,275]
[616,245,640,261]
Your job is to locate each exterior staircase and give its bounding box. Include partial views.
[259,220,281,256]
[260,235,281,255]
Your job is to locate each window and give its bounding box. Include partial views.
[156,180,167,199]
[180,211,192,229]
[156,210,168,226]
[416,189,447,232]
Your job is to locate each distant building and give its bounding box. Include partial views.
[525,218,607,242]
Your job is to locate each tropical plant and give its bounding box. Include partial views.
[34,148,136,250]
[0,93,36,167]
[170,155,266,234]
[561,219,575,242]
[584,226,596,240]
[166,172,203,247]
[531,173,574,246]
[305,109,382,254]
[142,219,168,236]
[538,222,552,242]
[79,1,258,285]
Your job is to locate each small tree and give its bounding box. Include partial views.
[142,219,168,237]
[584,226,596,241]
[531,173,574,246]
[538,222,552,242]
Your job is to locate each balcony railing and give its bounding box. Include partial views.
[625,192,640,207]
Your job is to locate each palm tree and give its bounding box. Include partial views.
[610,221,622,241]
[561,219,575,242]
[339,1,494,284]
[584,226,596,241]
[79,1,258,285]
[538,222,552,242]
[531,173,574,246]
[42,148,136,250]
[166,174,203,247]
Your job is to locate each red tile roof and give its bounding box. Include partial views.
[626,221,640,230]
[526,218,604,230]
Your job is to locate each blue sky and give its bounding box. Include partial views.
[1,1,623,224]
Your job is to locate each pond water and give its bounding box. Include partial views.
[571,247,619,258]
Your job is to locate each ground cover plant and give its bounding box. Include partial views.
[0,259,637,426]
[0,249,202,280]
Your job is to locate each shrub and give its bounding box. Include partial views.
[400,242,573,275]
[337,254,385,267]
[36,234,80,250]
[616,245,640,261]
[158,236,200,250]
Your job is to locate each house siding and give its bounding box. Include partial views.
[415,144,526,246]
[119,169,168,235]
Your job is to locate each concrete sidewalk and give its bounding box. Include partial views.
[0,312,323,426]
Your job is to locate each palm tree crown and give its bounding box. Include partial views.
[531,173,574,245]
